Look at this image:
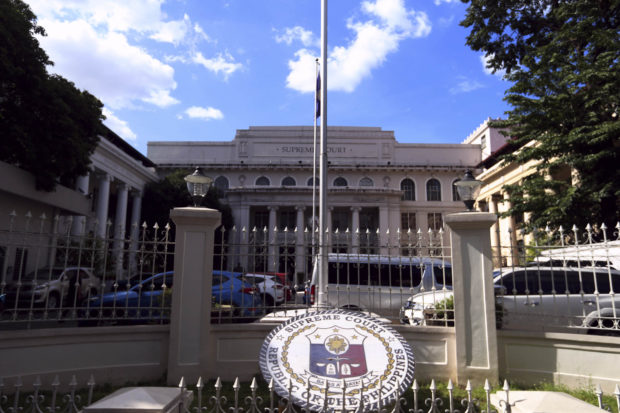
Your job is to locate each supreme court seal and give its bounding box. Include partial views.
[259,309,415,412]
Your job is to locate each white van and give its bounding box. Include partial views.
[400,266,620,334]
[306,253,452,319]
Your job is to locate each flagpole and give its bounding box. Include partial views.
[312,59,319,259]
[317,0,328,308]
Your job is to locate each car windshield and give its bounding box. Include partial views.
[21,268,64,281]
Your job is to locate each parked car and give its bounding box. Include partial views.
[305,253,452,318]
[3,267,101,310]
[84,271,174,323]
[211,271,265,319]
[400,266,620,334]
[242,273,286,306]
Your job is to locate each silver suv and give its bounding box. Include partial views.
[307,253,452,318]
[400,266,620,333]
[4,267,101,309]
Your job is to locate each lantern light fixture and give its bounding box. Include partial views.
[184,167,213,207]
[454,170,483,212]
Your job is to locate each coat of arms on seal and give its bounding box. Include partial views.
[259,310,415,412]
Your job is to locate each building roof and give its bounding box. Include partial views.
[102,125,157,168]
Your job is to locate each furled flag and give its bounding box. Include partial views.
[315,72,321,118]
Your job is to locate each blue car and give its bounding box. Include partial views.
[82,270,263,325]
[83,271,174,324]
[211,270,264,319]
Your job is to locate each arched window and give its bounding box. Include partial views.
[307,177,319,186]
[452,179,461,201]
[214,176,229,193]
[282,176,296,186]
[333,177,348,187]
[359,177,374,187]
[401,179,415,201]
[426,179,441,201]
[255,176,270,186]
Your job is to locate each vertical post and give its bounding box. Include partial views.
[445,212,498,385]
[95,173,111,238]
[168,207,221,385]
[114,183,129,278]
[317,0,328,307]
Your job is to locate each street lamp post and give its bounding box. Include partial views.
[454,170,483,212]
[184,167,213,207]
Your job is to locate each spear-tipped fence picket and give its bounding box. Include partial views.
[1,376,618,413]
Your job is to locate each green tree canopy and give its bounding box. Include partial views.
[461,0,620,232]
[0,0,104,191]
[141,169,234,232]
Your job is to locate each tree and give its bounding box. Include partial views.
[0,0,104,191]
[141,169,234,234]
[461,0,620,232]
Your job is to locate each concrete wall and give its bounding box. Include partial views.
[0,325,169,389]
[498,330,620,392]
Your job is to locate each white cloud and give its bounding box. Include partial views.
[449,77,484,94]
[192,52,242,79]
[285,0,431,93]
[150,14,191,45]
[434,0,460,5]
[184,106,224,121]
[102,108,137,140]
[275,26,319,48]
[480,54,507,77]
[38,19,178,109]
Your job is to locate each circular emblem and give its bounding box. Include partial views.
[259,309,415,412]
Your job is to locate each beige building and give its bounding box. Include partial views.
[149,126,481,275]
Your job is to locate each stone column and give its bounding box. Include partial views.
[95,173,111,238]
[71,173,90,236]
[168,207,221,385]
[379,205,389,255]
[351,207,360,254]
[445,212,499,386]
[268,206,278,272]
[295,206,306,285]
[113,183,129,278]
[128,190,142,275]
[489,195,502,268]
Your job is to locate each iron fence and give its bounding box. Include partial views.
[1,375,618,413]
[0,211,174,328]
[211,225,451,324]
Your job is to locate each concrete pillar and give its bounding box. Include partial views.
[113,183,129,277]
[295,206,306,283]
[128,190,142,275]
[327,207,333,252]
[445,212,499,386]
[95,173,111,238]
[351,207,360,254]
[268,206,278,272]
[489,195,502,268]
[71,173,90,236]
[168,207,221,385]
[379,205,389,255]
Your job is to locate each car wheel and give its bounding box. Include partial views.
[263,295,275,307]
[47,293,60,310]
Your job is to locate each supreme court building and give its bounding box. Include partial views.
[148,126,481,276]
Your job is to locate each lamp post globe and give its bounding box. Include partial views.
[454,170,483,212]
[184,167,213,207]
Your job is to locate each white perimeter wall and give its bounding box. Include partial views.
[2,324,618,391]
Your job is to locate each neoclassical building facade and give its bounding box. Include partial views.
[149,126,481,275]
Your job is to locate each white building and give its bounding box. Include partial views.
[148,126,481,278]
[0,127,158,280]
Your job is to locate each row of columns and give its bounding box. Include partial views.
[232,203,440,276]
[71,171,143,278]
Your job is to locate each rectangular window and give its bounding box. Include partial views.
[400,213,416,231]
[278,210,296,230]
[428,213,443,231]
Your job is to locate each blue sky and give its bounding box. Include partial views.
[25,0,510,155]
